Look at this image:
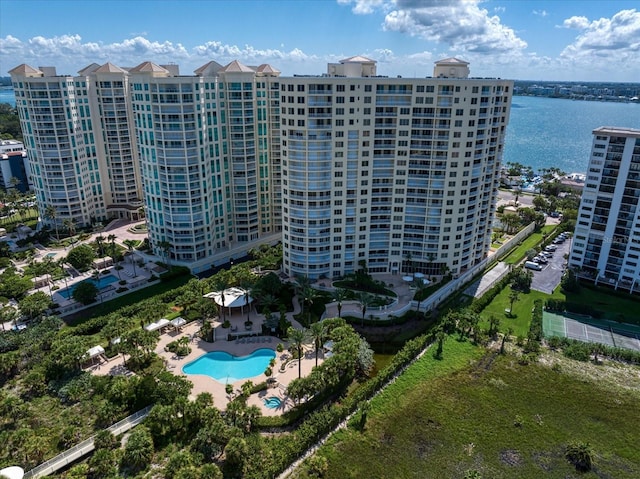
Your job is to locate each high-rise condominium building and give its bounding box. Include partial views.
[129,61,282,269]
[569,127,640,292]
[9,63,143,226]
[279,57,512,279]
[10,60,282,272]
[10,56,512,277]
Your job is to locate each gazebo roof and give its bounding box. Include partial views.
[144,318,170,331]
[86,345,105,359]
[203,287,252,308]
[171,317,186,328]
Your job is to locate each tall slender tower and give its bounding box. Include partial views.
[10,63,143,228]
[129,60,281,271]
[569,127,640,291]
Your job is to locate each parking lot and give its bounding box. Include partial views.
[529,235,572,294]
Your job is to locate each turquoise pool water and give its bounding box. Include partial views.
[45,252,57,258]
[59,274,119,299]
[263,396,282,409]
[182,348,276,383]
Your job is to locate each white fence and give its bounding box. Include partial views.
[333,222,538,321]
[23,405,152,479]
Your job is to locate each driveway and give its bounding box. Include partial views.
[530,237,571,294]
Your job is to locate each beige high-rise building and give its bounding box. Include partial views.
[279,57,513,279]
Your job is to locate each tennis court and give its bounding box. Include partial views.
[543,311,640,352]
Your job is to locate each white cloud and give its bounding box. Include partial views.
[381,0,527,54]
[0,34,321,74]
[562,16,590,30]
[560,9,640,57]
[337,0,386,15]
[533,10,548,18]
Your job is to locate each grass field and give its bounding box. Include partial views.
[503,224,557,265]
[308,340,640,479]
[479,287,563,337]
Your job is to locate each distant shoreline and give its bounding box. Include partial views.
[514,93,639,104]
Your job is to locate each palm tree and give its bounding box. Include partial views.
[63,217,77,238]
[309,321,327,367]
[44,205,59,240]
[57,258,70,296]
[212,276,229,323]
[357,292,376,327]
[41,256,57,300]
[404,251,413,276]
[508,289,520,316]
[123,239,138,277]
[412,278,429,315]
[158,240,172,266]
[95,235,106,258]
[239,278,255,323]
[332,288,349,318]
[287,326,308,379]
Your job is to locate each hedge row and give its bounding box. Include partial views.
[256,332,434,477]
[529,299,543,341]
[468,272,513,314]
[545,299,604,318]
[546,335,640,365]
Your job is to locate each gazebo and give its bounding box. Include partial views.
[203,287,253,317]
[144,318,170,333]
[170,316,187,331]
[84,345,105,366]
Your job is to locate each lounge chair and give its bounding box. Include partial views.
[239,338,245,344]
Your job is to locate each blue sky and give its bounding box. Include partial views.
[0,0,638,82]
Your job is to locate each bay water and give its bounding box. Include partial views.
[2,88,639,175]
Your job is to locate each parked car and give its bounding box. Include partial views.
[545,245,557,252]
[535,256,548,263]
[525,261,543,271]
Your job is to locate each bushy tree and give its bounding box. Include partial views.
[356,338,375,377]
[66,244,96,271]
[72,281,99,305]
[19,291,51,320]
[561,269,581,293]
[510,267,533,292]
[122,425,154,473]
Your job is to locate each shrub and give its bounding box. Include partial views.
[565,441,593,472]
[160,266,191,282]
[529,299,543,341]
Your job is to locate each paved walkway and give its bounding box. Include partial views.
[88,295,318,416]
[463,262,511,298]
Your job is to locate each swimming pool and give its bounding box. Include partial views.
[58,274,119,299]
[45,252,57,258]
[263,396,282,409]
[182,348,276,383]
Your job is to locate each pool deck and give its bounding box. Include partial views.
[89,312,322,417]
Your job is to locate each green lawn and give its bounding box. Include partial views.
[479,287,563,337]
[503,225,557,265]
[310,342,640,479]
